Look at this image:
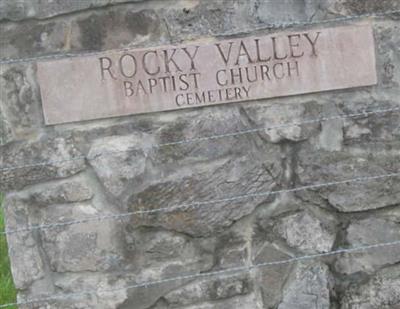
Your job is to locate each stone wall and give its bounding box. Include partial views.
[1,0,399,308]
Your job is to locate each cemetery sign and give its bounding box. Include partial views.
[37,24,377,124]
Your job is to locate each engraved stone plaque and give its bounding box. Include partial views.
[37,24,377,125]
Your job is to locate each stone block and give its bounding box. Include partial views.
[278,262,333,309]
[123,228,214,276]
[340,264,400,308]
[273,210,336,253]
[0,64,42,142]
[1,1,400,308]
[252,243,292,308]
[0,0,145,21]
[3,196,46,289]
[88,133,154,198]
[335,218,400,274]
[20,176,93,206]
[162,275,252,307]
[0,137,86,191]
[296,152,400,212]
[39,203,124,272]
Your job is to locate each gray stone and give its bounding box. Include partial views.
[163,275,252,307]
[53,272,184,309]
[341,264,400,309]
[88,133,154,199]
[344,123,372,139]
[23,177,93,206]
[40,203,124,272]
[214,231,248,269]
[3,196,46,289]
[163,0,242,40]
[153,107,256,164]
[0,64,42,142]
[318,103,344,151]
[297,153,400,212]
[338,0,400,14]
[241,101,320,143]
[340,104,400,150]
[123,228,214,277]
[1,1,400,308]
[252,243,292,308]
[51,273,131,309]
[374,22,400,89]
[127,154,280,236]
[0,137,86,191]
[0,21,68,60]
[0,0,143,21]
[274,211,336,253]
[173,293,263,309]
[0,6,170,60]
[89,108,282,236]
[163,0,331,40]
[0,107,13,145]
[278,262,333,309]
[335,218,400,274]
[71,8,167,52]
[253,0,321,24]
[6,230,45,290]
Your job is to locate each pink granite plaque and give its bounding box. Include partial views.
[37,24,377,125]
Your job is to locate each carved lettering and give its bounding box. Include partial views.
[37,25,377,125]
[235,41,253,65]
[163,49,182,73]
[303,32,321,56]
[215,42,235,65]
[254,39,271,62]
[288,34,304,58]
[99,57,116,80]
[119,54,137,78]
[143,51,160,75]
[182,46,200,71]
[271,37,288,60]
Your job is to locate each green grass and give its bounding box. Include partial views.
[0,194,17,307]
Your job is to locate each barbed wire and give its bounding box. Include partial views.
[1,106,399,173]
[218,9,400,37]
[1,7,399,309]
[0,10,399,65]
[1,239,399,308]
[2,172,399,236]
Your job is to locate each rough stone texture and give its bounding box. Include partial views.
[335,217,400,274]
[161,274,252,307]
[1,1,400,308]
[278,262,333,309]
[27,177,93,206]
[0,64,42,143]
[40,203,124,273]
[88,133,155,198]
[296,138,400,212]
[3,195,46,289]
[252,243,293,308]
[0,0,143,21]
[273,210,336,253]
[341,264,400,309]
[0,136,86,191]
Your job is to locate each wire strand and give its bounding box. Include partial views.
[1,9,399,308]
[0,10,399,65]
[219,10,400,36]
[2,172,399,235]
[1,239,399,308]
[1,106,399,173]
